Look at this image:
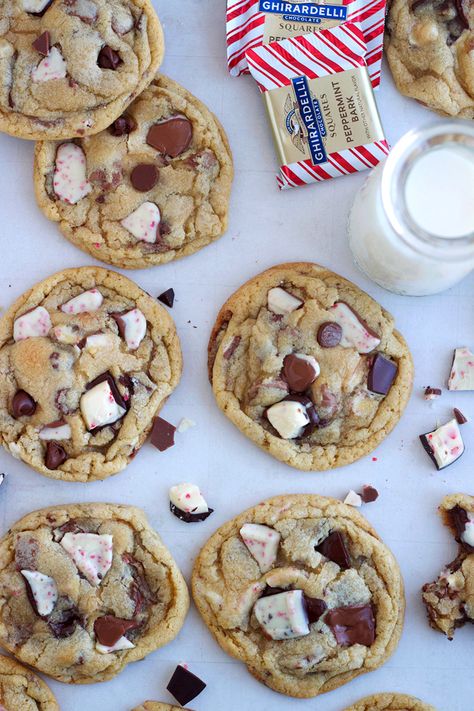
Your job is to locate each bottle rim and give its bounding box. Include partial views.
[381,120,474,262]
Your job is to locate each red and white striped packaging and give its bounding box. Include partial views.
[226,0,386,88]
[246,23,389,190]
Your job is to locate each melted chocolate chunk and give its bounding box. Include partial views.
[260,585,287,598]
[130,163,159,192]
[146,117,193,157]
[94,615,139,647]
[48,598,83,638]
[317,322,342,348]
[367,353,398,395]
[282,354,318,392]
[97,45,122,70]
[157,288,175,308]
[150,416,176,452]
[32,31,50,56]
[167,665,206,707]
[325,603,375,646]
[122,553,155,616]
[109,114,136,136]
[316,531,351,569]
[304,596,327,623]
[11,390,36,418]
[449,505,472,549]
[170,502,214,523]
[45,442,67,470]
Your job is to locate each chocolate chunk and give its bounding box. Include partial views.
[48,598,83,638]
[367,353,398,395]
[130,163,159,192]
[317,322,342,348]
[454,0,470,28]
[45,442,67,470]
[86,371,128,411]
[282,353,319,392]
[97,45,122,70]
[11,390,36,418]
[325,603,375,646]
[170,502,214,523]
[26,0,53,16]
[304,595,327,623]
[454,408,468,425]
[146,117,193,157]
[150,416,176,451]
[109,114,136,136]
[260,585,287,598]
[223,336,241,360]
[32,31,50,56]
[157,288,175,308]
[424,386,442,400]
[122,553,155,615]
[419,419,464,470]
[167,665,206,706]
[450,505,471,547]
[94,615,139,647]
[315,531,351,569]
[22,575,42,617]
[279,394,319,437]
[359,485,379,503]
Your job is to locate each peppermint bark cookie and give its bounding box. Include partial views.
[192,495,405,698]
[132,705,189,711]
[0,0,164,140]
[0,503,189,683]
[344,693,436,710]
[208,263,413,471]
[0,267,181,482]
[34,75,234,269]
[422,493,474,638]
[0,654,59,710]
[385,0,474,118]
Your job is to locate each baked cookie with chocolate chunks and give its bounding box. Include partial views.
[344,693,436,710]
[0,266,181,482]
[0,654,59,710]
[192,494,405,698]
[132,704,190,711]
[422,493,474,638]
[0,0,164,140]
[0,503,189,683]
[385,0,474,118]
[208,262,413,471]
[34,75,234,269]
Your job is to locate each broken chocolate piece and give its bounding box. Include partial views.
[266,395,318,439]
[150,416,176,451]
[360,485,379,503]
[304,595,327,623]
[11,390,36,418]
[109,114,136,136]
[282,354,320,392]
[48,598,83,638]
[368,353,398,395]
[454,408,468,425]
[146,117,193,157]
[32,31,50,56]
[97,45,122,70]
[94,615,139,647]
[169,482,213,523]
[316,531,351,569]
[325,603,375,646]
[317,322,342,348]
[448,347,474,391]
[419,418,464,470]
[157,288,175,308]
[130,164,159,192]
[170,503,213,523]
[85,372,128,410]
[424,386,442,400]
[167,665,206,707]
[45,442,67,470]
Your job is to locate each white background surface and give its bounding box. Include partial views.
[0,1,472,709]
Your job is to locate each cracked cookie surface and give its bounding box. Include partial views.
[208,263,413,471]
[422,493,474,638]
[0,0,163,140]
[132,704,188,711]
[0,503,189,684]
[344,693,436,710]
[0,654,59,710]
[385,0,474,117]
[34,75,234,269]
[192,494,405,698]
[0,266,181,482]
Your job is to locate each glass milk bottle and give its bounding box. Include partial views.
[348,122,474,296]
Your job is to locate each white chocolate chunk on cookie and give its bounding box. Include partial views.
[32,46,67,82]
[115,309,147,350]
[53,144,92,205]
[22,0,51,11]
[80,380,126,431]
[329,302,381,353]
[448,347,474,391]
[254,590,309,640]
[21,570,58,616]
[39,421,72,441]
[84,333,111,350]
[266,400,309,439]
[267,287,302,315]
[121,202,161,243]
[240,523,281,573]
[13,306,51,341]
[61,288,103,314]
[60,532,113,585]
[96,636,135,654]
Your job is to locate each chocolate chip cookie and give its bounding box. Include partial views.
[385,0,474,117]
[0,266,182,482]
[0,503,189,683]
[192,494,405,698]
[34,75,234,269]
[132,705,188,711]
[422,493,474,638]
[0,0,164,140]
[0,654,59,710]
[208,263,413,471]
[344,693,436,710]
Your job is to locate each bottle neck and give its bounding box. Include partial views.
[380,121,474,263]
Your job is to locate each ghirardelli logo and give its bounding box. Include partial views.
[284,93,306,154]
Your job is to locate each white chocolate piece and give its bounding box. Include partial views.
[96,635,135,654]
[116,309,147,350]
[13,306,52,341]
[112,5,134,33]
[177,417,196,433]
[53,143,92,205]
[21,570,58,616]
[52,324,79,344]
[22,0,51,11]
[39,422,71,441]
[462,515,474,547]
[121,202,161,243]
[448,347,474,391]
[266,400,309,439]
[344,490,362,507]
[67,0,97,21]
[60,532,113,586]
[84,333,111,350]
[32,46,66,82]
[254,590,309,640]
[267,287,303,315]
[424,418,464,469]
[80,380,126,431]
[329,302,381,353]
[169,483,208,514]
[61,288,103,314]
[240,523,281,573]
